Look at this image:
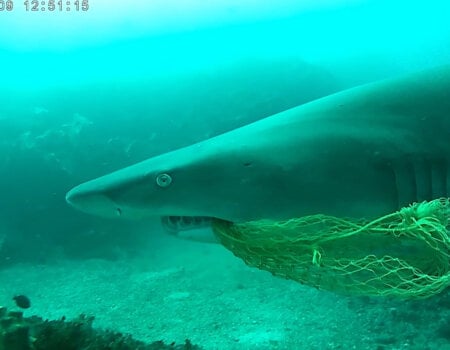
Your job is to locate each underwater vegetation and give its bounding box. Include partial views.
[0,307,202,350]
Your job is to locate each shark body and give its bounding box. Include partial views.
[66,66,450,223]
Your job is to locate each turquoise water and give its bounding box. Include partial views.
[1,0,450,348]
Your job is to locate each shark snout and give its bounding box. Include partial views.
[66,183,122,218]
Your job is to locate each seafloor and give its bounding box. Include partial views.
[0,232,449,350]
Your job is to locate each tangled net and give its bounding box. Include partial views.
[212,198,450,299]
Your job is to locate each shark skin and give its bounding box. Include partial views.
[66,66,450,223]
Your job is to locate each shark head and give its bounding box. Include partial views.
[65,133,298,222]
[65,143,220,220]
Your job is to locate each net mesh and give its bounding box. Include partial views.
[212,198,450,299]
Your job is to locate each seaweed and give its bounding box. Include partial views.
[0,307,202,350]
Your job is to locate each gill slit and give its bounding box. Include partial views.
[393,159,449,208]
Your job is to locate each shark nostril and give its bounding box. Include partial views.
[116,207,122,216]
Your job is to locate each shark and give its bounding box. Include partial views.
[66,66,450,228]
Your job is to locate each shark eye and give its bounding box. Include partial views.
[156,173,172,187]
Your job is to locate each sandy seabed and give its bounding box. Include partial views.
[0,232,449,350]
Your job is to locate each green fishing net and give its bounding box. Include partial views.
[212,198,450,299]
